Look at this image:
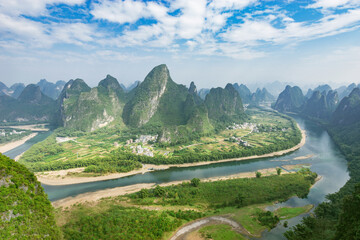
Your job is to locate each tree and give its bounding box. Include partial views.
[154,185,166,197]
[139,188,149,199]
[277,168,282,175]
[235,193,245,208]
[256,171,262,178]
[335,184,360,240]
[191,178,200,187]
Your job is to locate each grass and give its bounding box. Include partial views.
[198,224,247,240]
[275,204,313,219]
[231,204,269,237]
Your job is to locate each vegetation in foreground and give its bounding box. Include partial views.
[57,169,317,239]
[0,154,61,239]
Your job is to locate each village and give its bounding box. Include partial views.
[126,135,158,157]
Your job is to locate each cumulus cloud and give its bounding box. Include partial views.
[0,0,85,16]
[0,0,360,61]
[308,0,360,9]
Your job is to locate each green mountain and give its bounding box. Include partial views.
[273,85,306,113]
[0,154,61,238]
[301,90,339,120]
[233,83,252,104]
[0,85,56,123]
[332,87,360,125]
[123,64,192,127]
[58,76,126,131]
[204,84,245,122]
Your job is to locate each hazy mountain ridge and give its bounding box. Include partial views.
[37,79,66,100]
[0,84,56,123]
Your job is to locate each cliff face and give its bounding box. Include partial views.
[123,64,169,127]
[0,84,56,122]
[273,85,306,113]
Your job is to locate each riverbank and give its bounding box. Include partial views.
[52,164,306,208]
[38,126,306,186]
[0,133,38,155]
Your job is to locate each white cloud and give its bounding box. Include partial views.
[51,23,98,45]
[221,8,360,46]
[308,0,360,9]
[0,0,85,16]
[91,0,168,24]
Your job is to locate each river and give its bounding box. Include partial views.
[4,117,350,239]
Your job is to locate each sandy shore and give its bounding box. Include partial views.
[52,165,306,208]
[38,125,306,186]
[0,133,38,154]
[4,124,49,131]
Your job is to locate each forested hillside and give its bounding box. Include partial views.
[0,154,61,239]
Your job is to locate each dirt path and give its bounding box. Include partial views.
[169,216,248,240]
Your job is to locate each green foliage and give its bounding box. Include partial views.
[19,136,64,163]
[256,171,262,178]
[61,205,181,240]
[199,224,246,240]
[284,221,288,228]
[257,211,280,229]
[138,189,149,199]
[0,154,61,239]
[131,173,316,209]
[83,159,142,174]
[277,168,282,175]
[191,178,200,187]
[334,184,360,240]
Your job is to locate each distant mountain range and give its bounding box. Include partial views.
[273,83,359,122]
[199,83,275,105]
[0,65,247,144]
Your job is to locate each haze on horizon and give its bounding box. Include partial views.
[0,0,360,90]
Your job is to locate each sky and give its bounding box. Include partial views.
[0,0,360,89]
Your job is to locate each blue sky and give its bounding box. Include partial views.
[0,0,360,89]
